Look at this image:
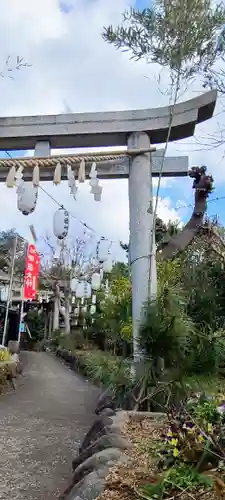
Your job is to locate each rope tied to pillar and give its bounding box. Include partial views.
[0,146,156,170]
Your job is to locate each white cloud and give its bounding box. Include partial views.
[154,196,181,225]
[0,0,223,260]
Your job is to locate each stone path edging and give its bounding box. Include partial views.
[60,393,167,500]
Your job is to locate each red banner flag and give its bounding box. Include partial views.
[24,244,40,300]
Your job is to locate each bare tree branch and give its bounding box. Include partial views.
[0,55,31,80]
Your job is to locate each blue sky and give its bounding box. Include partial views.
[135,0,150,8]
[59,1,73,13]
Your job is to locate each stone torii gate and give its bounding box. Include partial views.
[0,89,217,361]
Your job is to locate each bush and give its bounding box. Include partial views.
[189,328,225,376]
[56,346,134,407]
[140,284,195,373]
[42,330,89,352]
[25,310,45,342]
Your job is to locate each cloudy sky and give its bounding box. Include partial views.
[0,0,224,260]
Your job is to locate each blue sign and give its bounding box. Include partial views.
[19,322,25,333]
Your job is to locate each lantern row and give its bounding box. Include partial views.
[73,302,97,316]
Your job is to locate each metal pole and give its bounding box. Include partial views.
[2,236,17,345]
[18,285,24,344]
[128,132,157,365]
[18,240,29,344]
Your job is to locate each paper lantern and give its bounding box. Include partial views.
[16,178,24,191]
[103,256,113,273]
[90,305,96,315]
[92,294,96,305]
[76,282,85,299]
[82,305,88,313]
[17,183,38,215]
[91,273,101,291]
[97,239,109,263]
[71,278,79,293]
[53,208,69,240]
[74,307,79,316]
[83,281,91,299]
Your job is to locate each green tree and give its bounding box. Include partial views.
[25,309,45,342]
[0,229,26,277]
[103,1,225,80]
[90,275,132,356]
[181,233,225,331]
[109,261,129,280]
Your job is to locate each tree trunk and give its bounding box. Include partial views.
[59,294,71,335]
[64,298,71,335]
[53,296,59,331]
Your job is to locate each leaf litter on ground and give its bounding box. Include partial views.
[96,415,221,500]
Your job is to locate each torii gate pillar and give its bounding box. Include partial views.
[128,132,156,363]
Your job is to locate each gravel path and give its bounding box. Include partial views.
[0,351,100,500]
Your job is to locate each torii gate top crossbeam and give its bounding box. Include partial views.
[0,90,217,150]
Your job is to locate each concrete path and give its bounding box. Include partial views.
[0,351,100,500]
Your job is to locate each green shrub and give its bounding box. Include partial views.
[56,346,134,406]
[136,465,212,500]
[25,310,45,341]
[140,284,195,372]
[45,330,88,352]
[190,398,222,426]
[77,349,133,397]
[190,328,225,376]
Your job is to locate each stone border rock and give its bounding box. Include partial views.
[60,392,167,500]
[0,358,22,393]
